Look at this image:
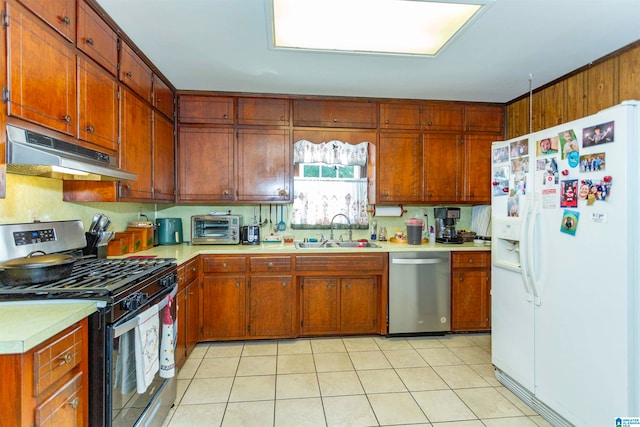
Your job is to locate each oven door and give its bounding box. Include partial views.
[108,286,177,427]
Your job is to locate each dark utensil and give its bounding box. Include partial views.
[0,251,76,285]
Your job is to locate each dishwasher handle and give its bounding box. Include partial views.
[391,258,445,265]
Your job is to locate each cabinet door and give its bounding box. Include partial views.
[19,0,75,41]
[506,97,529,139]
[153,112,176,201]
[424,133,462,202]
[293,100,376,128]
[77,0,117,75]
[78,58,118,153]
[465,105,505,133]
[202,276,246,339]
[423,103,464,131]
[178,95,234,124]
[237,128,291,202]
[175,287,187,368]
[463,134,496,204]
[185,280,200,355]
[120,88,153,200]
[451,269,490,331]
[379,103,421,130]
[300,277,339,335]
[340,277,377,334]
[8,3,76,135]
[377,133,423,202]
[238,97,289,126]
[119,42,153,103]
[177,126,234,202]
[153,75,175,120]
[248,276,293,337]
[618,44,640,102]
[35,372,84,427]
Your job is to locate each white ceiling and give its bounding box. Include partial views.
[96,0,640,103]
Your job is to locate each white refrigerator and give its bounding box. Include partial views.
[490,101,640,427]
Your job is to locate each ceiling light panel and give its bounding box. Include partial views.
[271,0,490,56]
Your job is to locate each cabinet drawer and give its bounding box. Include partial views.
[77,0,118,75]
[179,95,234,124]
[238,97,290,126]
[250,256,292,273]
[452,251,489,269]
[34,324,83,396]
[296,254,384,272]
[178,257,198,291]
[19,0,75,41]
[202,256,246,273]
[35,372,83,427]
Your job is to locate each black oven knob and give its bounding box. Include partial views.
[120,292,148,311]
[159,273,177,288]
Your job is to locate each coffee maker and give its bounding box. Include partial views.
[434,207,463,244]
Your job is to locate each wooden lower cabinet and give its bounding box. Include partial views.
[451,251,491,331]
[176,257,200,369]
[202,275,247,339]
[248,275,294,337]
[300,277,340,335]
[0,319,88,427]
[341,277,378,334]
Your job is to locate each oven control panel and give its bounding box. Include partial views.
[13,228,56,245]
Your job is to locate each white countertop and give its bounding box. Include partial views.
[0,301,98,354]
[123,240,491,264]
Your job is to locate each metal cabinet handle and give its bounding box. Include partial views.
[346,284,352,289]
[428,121,433,126]
[279,115,284,121]
[333,117,338,122]
[468,258,474,263]
[87,125,95,133]
[191,267,196,272]
[384,191,390,197]
[222,262,228,268]
[86,37,94,46]
[281,282,287,287]
[125,71,133,78]
[63,114,71,122]
[385,119,389,124]
[62,16,71,25]
[223,114,229,119]
[234,282,240,288]
[327,284,333,289]
[125,184,131,190]
[58,352,73,366]
[223,190,230,196]
[267,262,273,268]
[68,397,80,409]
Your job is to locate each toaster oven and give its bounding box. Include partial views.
[191,215,241,244]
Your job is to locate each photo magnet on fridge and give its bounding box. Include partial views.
[560,210,580,236]
[559,129,579,160]
[582,121,614,147]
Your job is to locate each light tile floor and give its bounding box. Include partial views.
[162,334,553,427]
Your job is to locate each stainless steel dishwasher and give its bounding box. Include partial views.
[388,251,450,335]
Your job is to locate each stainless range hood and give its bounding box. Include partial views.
[5,124,137,181]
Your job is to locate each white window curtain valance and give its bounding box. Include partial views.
[294,140,369,166]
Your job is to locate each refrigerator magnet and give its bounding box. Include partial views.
[582,121,615,147]
[559,129,579,160]
[560,210,580,236]
[560,179,578,208]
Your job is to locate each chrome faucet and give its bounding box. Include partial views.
[330,213,352,242]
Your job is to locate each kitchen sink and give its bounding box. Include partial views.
[295,241,380,249]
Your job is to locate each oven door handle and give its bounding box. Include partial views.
[112,286,177,338]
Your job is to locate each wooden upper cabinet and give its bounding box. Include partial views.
[7,2,76,135]
[422,103,464,132]
[379,103,421,130]
[120,88,153,201]
[153,74,175,120]
[293,100,376,128]
[76,0,117,75]
[77,57,118,153]
[18,0,75,41]
[463,134,495,204]
[540,81,565,129]
[424,132,462,202]
[237,128,291,202]
[377,132,423,202]
[465,105,505,133]
[177,126,234,202]
[238,97,290,126]
[564,70,586,122]
[153,112,176,201]
[530,91,544,132]
[506,97,529,139]
[178,95,234,125]
[119,42,153,103]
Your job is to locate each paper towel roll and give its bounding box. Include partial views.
[374,206,404,217]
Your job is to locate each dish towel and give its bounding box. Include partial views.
[134,303,159,394]
[159,296,175,378]
[115,330,137,395]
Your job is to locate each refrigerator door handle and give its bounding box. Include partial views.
[519,199,534,302]
[527,196,542,305]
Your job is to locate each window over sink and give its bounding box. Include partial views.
[291,140,370,230]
